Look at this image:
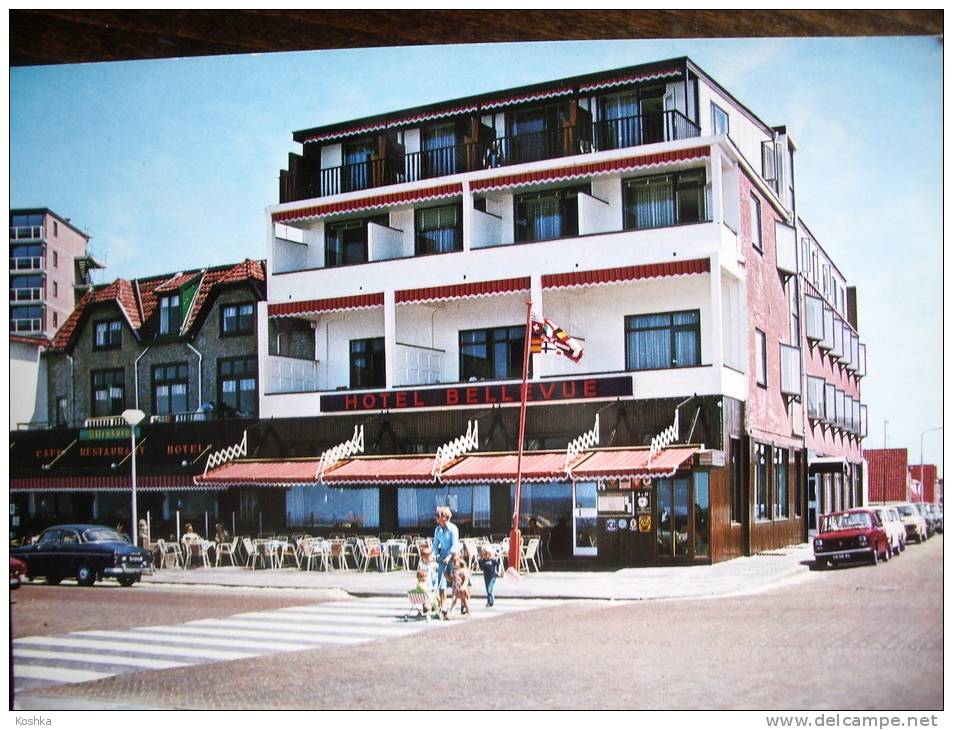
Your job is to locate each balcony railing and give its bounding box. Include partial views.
[10,317,42,333]
[150,411,211,424]
[10,225,43,240]
[10,287,42,302]
[10,256,44,271]
[280,110,701,203]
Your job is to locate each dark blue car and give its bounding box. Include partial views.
[12,524,152,587]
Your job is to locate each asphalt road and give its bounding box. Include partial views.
[11,535,943,710]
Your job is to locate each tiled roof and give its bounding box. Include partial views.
[47,259,265,353]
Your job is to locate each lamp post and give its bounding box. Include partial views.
[920,427,942,503]
[122,409,146,546]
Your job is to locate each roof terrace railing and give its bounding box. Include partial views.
[280,110,701,203]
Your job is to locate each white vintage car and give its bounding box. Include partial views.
[889,502,928,544]
[870,504,906,556]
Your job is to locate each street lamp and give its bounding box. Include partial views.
[122,409,146,546]
[920,426,943,503]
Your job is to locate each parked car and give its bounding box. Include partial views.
[871,505,906,556]
[813,508,891,569]
[890,502,928,544]
[10,557,27,590]
[915,502,938,537]
[10,524,152,587]
[930,504,943,533]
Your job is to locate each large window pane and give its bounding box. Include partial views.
[459,326,526,381]
[514,186,586,243]
[415,204,461,254]
[694,472,710,557]
[623,170,706,231]
[755,443,770,521]
[350,337,385,388]
[626,310,700,371]
[397,486,490,530]
[287,485,380,529]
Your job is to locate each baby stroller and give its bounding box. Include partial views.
[403,587,440,622]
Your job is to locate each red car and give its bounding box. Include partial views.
[10,557,27,589]
[813,508,891,569]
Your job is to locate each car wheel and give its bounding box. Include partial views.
[76,564,96,587]
[46,574,63,585]
[117,575,137,587]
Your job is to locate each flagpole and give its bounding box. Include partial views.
[509,299,534,574]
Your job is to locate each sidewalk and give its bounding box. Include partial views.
[141,543,815,601]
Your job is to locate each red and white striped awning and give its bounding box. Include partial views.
[542,258,710,290]
[396,277,530,305]
[470,146,710,193]
[569,447,698,480]
[195,460,322,487]
[481,86,574,110]
[321,457,438,485]
[578,67,683,93]
[440,452,582,484]
[268,293,384,318]
[301,104,480,144]
[11,475,216,493]
[272,183,463,224]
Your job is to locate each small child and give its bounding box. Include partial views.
[417,546,438,592]
[411,568,439,617]
[446,555,471,619]
[478,545,503,607]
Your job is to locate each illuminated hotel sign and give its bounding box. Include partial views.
[321,375,633,413]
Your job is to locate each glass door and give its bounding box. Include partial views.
[657,477,691,558]
[573,481,597,557]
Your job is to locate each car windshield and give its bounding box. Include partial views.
[82,528,126,543]
[822,512,871,531]
[897,505,915,517]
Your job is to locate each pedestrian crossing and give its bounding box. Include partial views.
[12,595,556,694]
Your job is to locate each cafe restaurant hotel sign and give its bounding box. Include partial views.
[321,375,633,413]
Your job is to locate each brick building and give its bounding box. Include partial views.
[864,448,910,503]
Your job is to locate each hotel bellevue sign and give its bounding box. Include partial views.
[320,375,633,413]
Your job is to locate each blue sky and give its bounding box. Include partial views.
[9,37,943,468]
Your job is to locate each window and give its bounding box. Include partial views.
[52,281,58,298]
[774,447,789,518]
[342,138,375,192]
[514,185,587,243]
[217,357,257,416]
[10,274,43,300]
[10,304,44,332]
[730,437,742,523]
[755,329,767,386]
[597,92,638,150]
[325,214,388,267]
[754,443,770,521]
[750,194,763,251]
[287,484,379,529]
[625,310,701,371]
[221,302,255,336]
[415,204,461,255]
[52,312,58,328]
[459,326,527,381]
[711,102,729,135]
[159,294,181,336]
[93,319,122,350]
[398,485,491,529]
[508,106,561,164]
[53,221,58,236]
[788,279,800,344]
[91,369,125,417]
[350,337,386,389]
[623,170,706,230]
[421,123,457,177]
[806,376,826,420]
[55,396,68,427]
[53,250,58,268]
[694,472,710,557]
[153,363,189,415]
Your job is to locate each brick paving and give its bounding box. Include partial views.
[13,536,943,710]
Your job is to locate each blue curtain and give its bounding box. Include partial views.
[422,125,456,176]
[602,93,638,148]
[630,176,675,229]
[524,194,562,241]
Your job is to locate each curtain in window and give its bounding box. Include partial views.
[344,141,373,192]
[417,206,459,254]
[422,125,456,177]
[471,486,491,528]
[601,93,638,149]
[628,314,672,370]
[523,194,562,241]
[630,177,675,229]
[673,312,699,367]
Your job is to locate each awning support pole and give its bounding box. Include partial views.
[509,299,534,574]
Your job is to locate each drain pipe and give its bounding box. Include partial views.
[187,343,203,405]
[133,346,151,410]
[67,354,75,426]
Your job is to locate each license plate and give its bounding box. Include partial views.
[833,552,851,560]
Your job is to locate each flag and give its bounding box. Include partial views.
[530,314,584,362]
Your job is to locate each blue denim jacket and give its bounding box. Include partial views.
[433,521,460,569]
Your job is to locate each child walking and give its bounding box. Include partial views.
[446,555,471,619]
[478,545,503,607]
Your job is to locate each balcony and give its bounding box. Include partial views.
[10,256,44,271]
[9,225,43,241]
[265,354,320,394]
[10,287,43,302]
[10,317,42,333]
[280,110,701,203]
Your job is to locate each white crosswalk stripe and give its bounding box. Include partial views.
[13,595,558,694]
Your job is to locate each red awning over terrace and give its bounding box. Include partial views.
[12,475,215,493]
[320,457,438,485]
[568,447,698,480]
[196,460,322,486]
[439,451,581,483]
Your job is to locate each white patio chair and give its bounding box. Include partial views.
[215,537,239,566]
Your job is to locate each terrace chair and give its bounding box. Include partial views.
[359,537,387,572]
[215,537,240,566]
[302,538,327,571]
[243,537,267,569]
[280,539,301,568]
[520,537,541,573]
[327,539,349,571]
[156,539,182,569]
[184,539,210,569]
[462,538,480,571]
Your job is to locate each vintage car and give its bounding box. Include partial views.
[813,508,891,569]
[10,557,27,590]
[891,502,928,543]
[914,502,938,537]
[930,504,943,533]
[11,524,152,587]
[870,504,906,556]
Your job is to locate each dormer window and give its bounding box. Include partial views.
[159,294,181,336]
[93,319,122,350]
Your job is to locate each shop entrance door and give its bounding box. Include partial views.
[657,477,692,558]
[573,481,597,557]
